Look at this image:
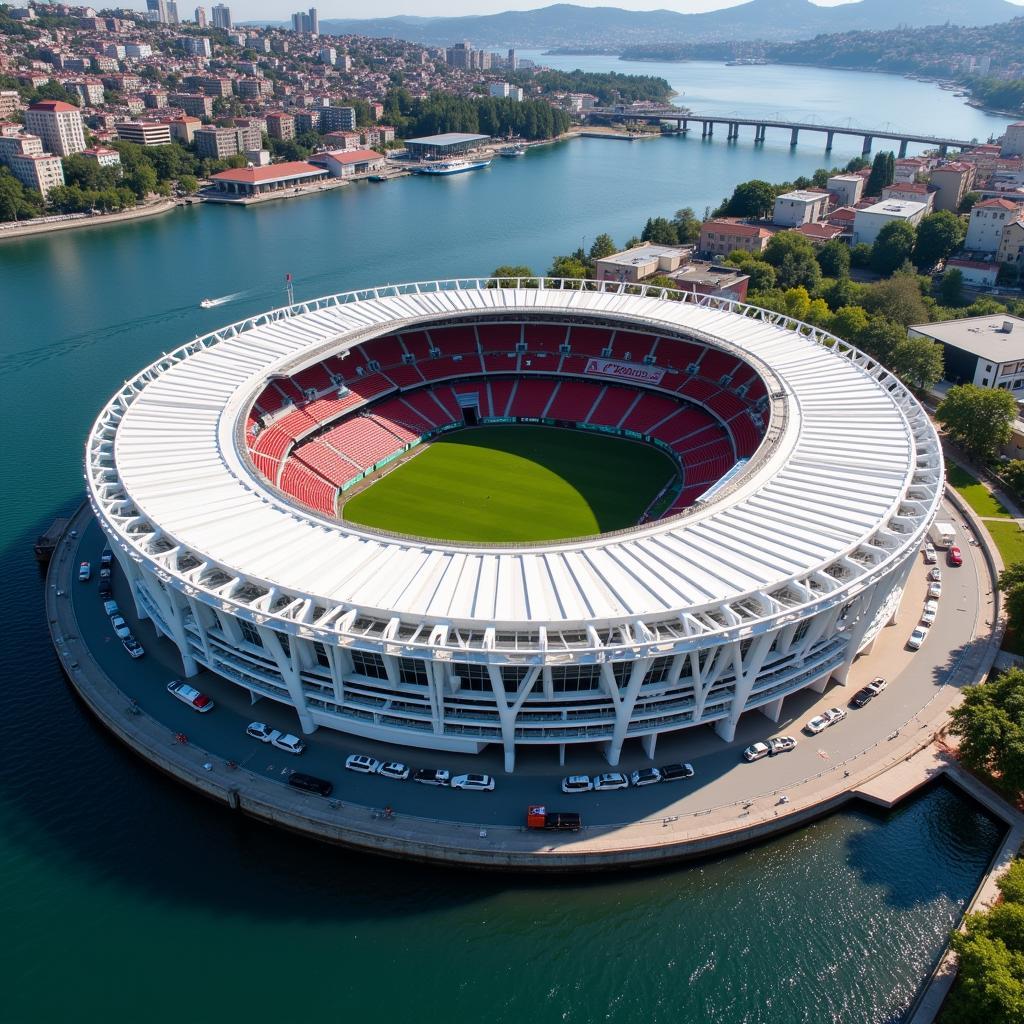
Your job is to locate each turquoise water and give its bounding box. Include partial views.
[0,64,1009,1022]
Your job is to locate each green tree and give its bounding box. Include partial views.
[937,383,1018,463]
[888,335,943,391]
[961,191,983,214]
[671,206,701,244]
[817,238,850,279]
[865,150,895,196]
[763,231,822,291]
[177,174,198,195]
[946,930,1024,1024]
[850,242,873,269]
[489,264,536,286]
[862,271,930,326]
[1003,461,1024,500]
[640,216,678,245]
[913,210,967,269]
[939,267,966,307]
[744,260,776,292]
[858,316,907,364]
[823,276,864,311]
[720,179,777,219]
[0,166,42,221]
[831,305,870,344]
[548,254,589,279]
[870,220,917,276]
[588,233,617,261]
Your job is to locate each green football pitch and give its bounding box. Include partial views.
[342,425,680,542]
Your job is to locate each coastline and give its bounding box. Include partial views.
[0,196,179,242]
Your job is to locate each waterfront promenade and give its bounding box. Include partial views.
[47,483,1007,871]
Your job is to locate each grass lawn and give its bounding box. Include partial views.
[986,519,1024,567]
[342,425,679,542]
[947,464,1011,519]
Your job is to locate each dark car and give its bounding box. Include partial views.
[98,579,113,599]
[100,548,114,568]
[658,762,696,782]
[543,812,582,831]
[851,685,875,708]
[413,768,450,786]
[287,772,333,797]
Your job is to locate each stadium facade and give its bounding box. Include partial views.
[86,280,943,771]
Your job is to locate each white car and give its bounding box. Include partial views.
[345,753,381,774]
[562,774,594,793]
[272,733,305,755]
[825,707,847,725]
[377,761,410,781]
[744,742,771,762]
[921,598,939,626]
[451,773,495,791]
[246,721,275,742]
[78,561,91,581]
[630,768,662,787]
[593,772,629,791]
[804,714,831,735]
[103,599,118,616]
[929,581,942,599]
[166,679,214,712]
[110,614,131,639]
[122,635,144,659]
[923,544,937,564]
[907,625,929,651]
[928,568,942,583]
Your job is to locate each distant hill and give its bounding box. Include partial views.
[317,0,1023,49]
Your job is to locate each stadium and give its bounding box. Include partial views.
[86,279,943,773]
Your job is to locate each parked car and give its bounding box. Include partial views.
[246,722,275,742]
[110,614,131,639]
[166,679,214,712]
[948,545,963,567]
[928,568,942,583]
[929,581,942,599]
[630,767,662,787]
[412,768,450,786]
[451,773,495,791]
[287,772,333,797]
[593,772,629,791]
[907,625,929,650]
[102,599,118,616]
[804,714,831,735]
[99,566,112,581]
[923,545,937,564]
[98,579,112,599]
[272,733,305,755]
[658,762,695,782]
[562,774,594,794]
[345,754,381,774]
[78,561,91,581]
[100,548,113,568]
[769,736,797,756]
[744,742,771,762]
[377,761,410,781]
[122,635,144,658]
[921,598,939,626]
[868,677,887,694]
[851,686,876,708]
[825,707,847,725]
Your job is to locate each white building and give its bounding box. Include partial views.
[183,36,211,57]
[1001,122,1024,158]
[772,190,830,228]
[0,132,43,161]
[852,199,928,247]
[124,43,153,59]
[881,182,935,213]
[319,47,336,65]
[8,152,64,196]
[23,100,86,157]
[826,174,864,208]
[81,146,122,169]
[211,2,231,28]
[87,282,941,772]
[964,198,1024,253]
[909,314,1024,392]
[945,258,1000,288]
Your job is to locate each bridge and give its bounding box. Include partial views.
[584,108,978,157]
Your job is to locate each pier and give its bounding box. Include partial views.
[585,108,978,156]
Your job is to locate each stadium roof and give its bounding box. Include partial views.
[88,283,940,641]
[404,133,489,146]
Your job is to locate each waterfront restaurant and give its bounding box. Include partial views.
[404,132,489,161]
[207,160,328,199]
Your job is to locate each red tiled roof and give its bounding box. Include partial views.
[976,197,1023,209]
[210,160,323,183]
[28,99,79,112]
[948,258,998,270]
[701,219,768,238]
[319,148,382,164]
[796,223,844,240]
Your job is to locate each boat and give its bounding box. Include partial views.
[368,174,387,182]
[199,298,215,308]
[498,145,526,158]
[416,159,492,176]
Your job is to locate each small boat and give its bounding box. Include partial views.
[499,145,526,158]
[416,159,492,176]
[368,174,387,182]
[199,298,215,308]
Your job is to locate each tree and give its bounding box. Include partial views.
[640,216,678,245]
[913,209,967,269]
[720,179,777,219]
[763,231,821,290]
[865,150,895,196]
[823,276,864,311]
[830,305,870,344]
[870,220,917,275]
[744,260,776,292]
[947,929,1024,1024]
[850,242,873,269]
[489,264,536,287]
[817,238,850,279]
[862,271,930,326]
[939,267,966,307]
[588,233,616,261]
[888,336,943,391]
[672,207,701,244]
[547,254,588,279]
[937,383,1018,463]
[177,174,198,195]
[1003,460,1024,499]
[0,166,42,221]
[858,316,907,364]
[961,191,983,214]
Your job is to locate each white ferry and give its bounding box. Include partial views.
[416,159,492,175]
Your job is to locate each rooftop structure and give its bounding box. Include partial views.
[405,133,489,160]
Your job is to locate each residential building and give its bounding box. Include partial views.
[908,314,1024,391]
[293,110,321,133]
[1001,122,1024,158]
[362,126,395,147]
[322,130,361,150]
[881,182,935,213]
[124,43,153,59]
[233,120,263,150]
[319,47,336,66]
[211,3,231,29]
[8,152,65,196]
[667,260,750,303]
[24,100,86,157]
[851,199,928,246]
[146,0,178,24]
[826,173,863,208]
[66,79,105,107]
[206,160,328,199]
[169,93,213,118]
[319,105,355,132]
[265,111,295,140]
[194,125,239,159]
[699,219,771,257]
[335,54,352,72]
[964,197,1024,253]
[0,90,21,119]
[594,243,686,284]
[236,78,274,100]
[945,258,1000,288]
[998,219,1024,268]
[143,90,168,109]
[291,7,318,35]
[167,115,201,144]
[0,132,43,161]
[929,162,977,212]
[794,222,846,245]
[894,157,930,183]
[194,5,206,26]
[183,37,212,58]
[489,82,511,99]
[115,120,172,146]
[199,77,232,98]
[772,189,830,228]
[309,148,386,177]
[80,145,121,169]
